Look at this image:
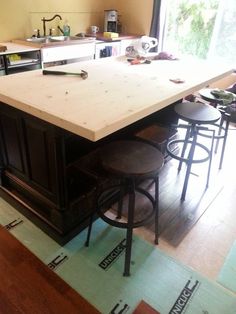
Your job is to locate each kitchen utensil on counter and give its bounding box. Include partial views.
[42,69,88,80]
[127,57,152,65]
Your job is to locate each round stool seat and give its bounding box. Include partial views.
[101,140,164,178]
[175,102,221,124]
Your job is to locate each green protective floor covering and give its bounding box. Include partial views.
[218,240,236,294]
[0,197,236,314]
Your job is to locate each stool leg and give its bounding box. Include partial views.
[154,176,159,245]
[181,129,197,201]
[117,180,125,219]
[215,115,224,154]
[178,125,191,172]
[206,129,215,188]
[123,179,135,277]
[85,189,100,247]
[219,117,229,169]
[85,213,94,247]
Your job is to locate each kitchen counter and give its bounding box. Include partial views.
[12,37,96,49]
[0,56,233,141]
[86,32,141,42]
[0,41,40,55]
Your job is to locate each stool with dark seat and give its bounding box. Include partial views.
[166,102,221,201]
[85,140,164,276]
[198,88,234,168]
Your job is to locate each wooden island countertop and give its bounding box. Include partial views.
[0,56,233,141]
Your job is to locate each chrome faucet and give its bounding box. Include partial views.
[41,14,62,37]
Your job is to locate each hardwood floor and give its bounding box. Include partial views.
[135,123,236,280]
[0,226,100,314]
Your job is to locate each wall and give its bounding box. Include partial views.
[114,0,153,35]
[0,0,154,41]
[0,0,116,41]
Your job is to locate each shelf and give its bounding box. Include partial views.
[7,59,41,69]
[2,49,41,75]
[8,58,40,66]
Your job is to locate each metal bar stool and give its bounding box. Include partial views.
[85,140,164,276]
[198,88,234,168]
[166,102,221,201]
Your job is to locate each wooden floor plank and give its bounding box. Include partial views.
[132,300,160,314]
[0,226,100,314]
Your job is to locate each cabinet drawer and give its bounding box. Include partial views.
[41,43,95,63]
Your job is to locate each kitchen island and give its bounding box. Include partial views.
[0,56,232,243]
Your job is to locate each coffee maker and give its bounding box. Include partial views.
[104,10,118,32]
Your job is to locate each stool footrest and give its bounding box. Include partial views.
[97,185,156,229]
[167,139,211,164]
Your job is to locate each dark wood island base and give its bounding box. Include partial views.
[0,101,177,244]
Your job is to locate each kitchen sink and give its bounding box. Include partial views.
[26,36,93,44]
[50,36,80,41]
[26,37,48,43]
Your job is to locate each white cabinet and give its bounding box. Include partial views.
[41,42,95,67]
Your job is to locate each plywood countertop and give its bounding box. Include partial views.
[0,56,233,141]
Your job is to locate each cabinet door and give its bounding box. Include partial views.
[0,105,28,180]
[0,104,62,205]
[22,115,61,204]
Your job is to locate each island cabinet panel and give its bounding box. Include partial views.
[0,106,28,180]
[0,102,99,243]
[23,117,59,201]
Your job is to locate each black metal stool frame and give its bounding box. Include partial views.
[198,89,233,169]
[167,123,215,201]
[197,110,230,169]
[85,175,160,277]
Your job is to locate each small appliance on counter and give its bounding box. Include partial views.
[104,10,118,32]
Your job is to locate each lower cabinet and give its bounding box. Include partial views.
[41,42,95,67]
[0,102,99,243]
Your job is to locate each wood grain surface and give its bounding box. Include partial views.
[0,56,232,141]
[0,226,100,314]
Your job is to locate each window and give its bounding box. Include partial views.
[162,0,236,65]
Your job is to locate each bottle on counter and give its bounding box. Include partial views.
[63,20,70,36]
